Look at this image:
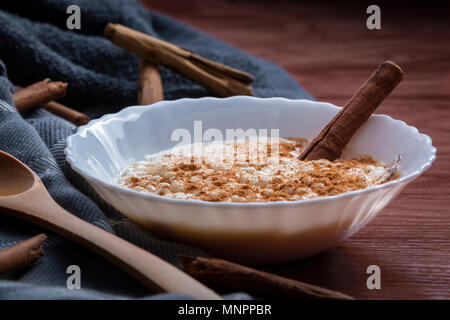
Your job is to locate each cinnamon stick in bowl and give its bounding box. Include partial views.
[299,61,403,161]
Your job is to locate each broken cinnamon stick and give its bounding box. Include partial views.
[138,58,164,105]
[180,255,354,300]
[0,234,47,274]
[15,83,89,126]
[104,23,253,97]
[299,61,403,161]
[12,79,67,114]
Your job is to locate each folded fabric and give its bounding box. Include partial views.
[0,0,313,299]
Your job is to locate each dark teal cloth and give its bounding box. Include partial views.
[0,0,313,299]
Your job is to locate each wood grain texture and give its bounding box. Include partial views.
[141,0,450,299]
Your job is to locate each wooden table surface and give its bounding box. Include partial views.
[142,0,450,299]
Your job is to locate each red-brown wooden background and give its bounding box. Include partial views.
[141,0,450,299]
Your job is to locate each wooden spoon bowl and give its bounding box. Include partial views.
[0,150,221,299]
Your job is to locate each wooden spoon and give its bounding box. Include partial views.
[0,150,221,299]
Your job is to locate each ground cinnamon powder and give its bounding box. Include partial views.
[118,138,397,202]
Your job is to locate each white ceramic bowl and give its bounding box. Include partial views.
[65,97,436,265]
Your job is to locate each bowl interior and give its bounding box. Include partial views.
[68,97,435,186]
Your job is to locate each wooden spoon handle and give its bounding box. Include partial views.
[1,184,221,299]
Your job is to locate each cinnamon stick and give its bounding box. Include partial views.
[138,58,163,105]
[104,23,253,97]
[15,83,89,126]
[0,234,47,274]
[180,255,354,300]
[39,100,90,126]
[12,79,67,113]
[299,61,403,161]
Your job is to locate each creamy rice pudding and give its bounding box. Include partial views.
[115,138,398,202]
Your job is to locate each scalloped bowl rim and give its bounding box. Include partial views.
[65,96,436,208]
